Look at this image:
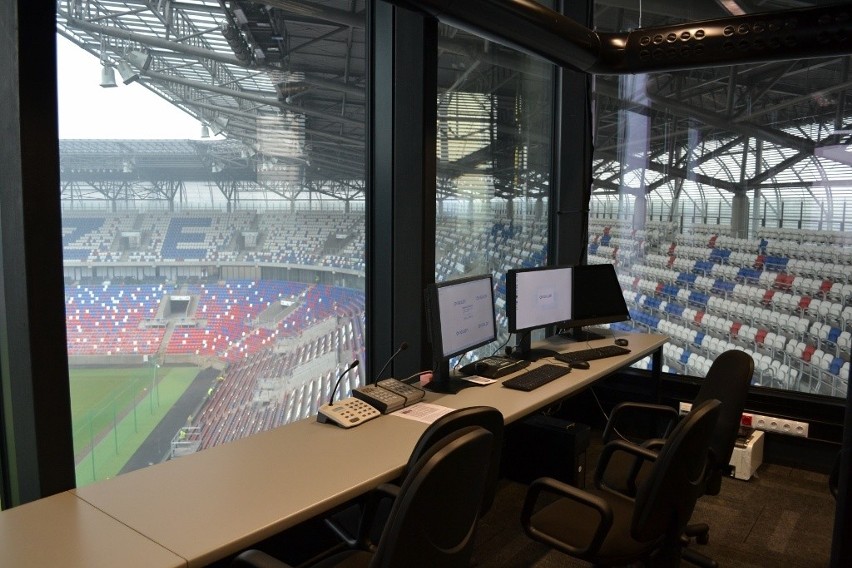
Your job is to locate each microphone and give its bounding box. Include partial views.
[373,341,408,383]
[328,359,359,405]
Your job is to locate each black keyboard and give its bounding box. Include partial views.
[553,344,631,365]
[502,364,571,392]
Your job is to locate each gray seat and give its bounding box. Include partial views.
[521,398,721,567]
[324,405,504,548]
[233,424,494,568]
[600,350,753,567]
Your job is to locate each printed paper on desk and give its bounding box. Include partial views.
[392,402,457,424]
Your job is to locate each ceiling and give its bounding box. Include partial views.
[57,0,852,207]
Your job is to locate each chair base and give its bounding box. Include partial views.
[682,547,719,568]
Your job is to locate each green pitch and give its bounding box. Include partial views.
[71,365,201,486]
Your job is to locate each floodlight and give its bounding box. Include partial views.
[100,65,117,88]
[210,116,229,136]
[200,124,210,138]
[126,50,152,71]
[116,60,139,84]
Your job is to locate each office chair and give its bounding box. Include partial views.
[600,349,754,567]
[232,425,494,568]
[521,398,721,568]
[324,405,504,548]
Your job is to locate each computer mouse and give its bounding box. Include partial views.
[571,360,590,370]
[614,338,629,346]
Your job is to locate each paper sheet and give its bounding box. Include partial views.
[392,402,457,424]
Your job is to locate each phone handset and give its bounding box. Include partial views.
[317,397,381,428]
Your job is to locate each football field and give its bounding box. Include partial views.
[70,364,201,486]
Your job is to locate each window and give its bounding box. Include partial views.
[591,2,852,398]
[57,2,366,486]
[434,24,555,367]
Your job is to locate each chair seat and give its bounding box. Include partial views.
[530,488,658,565]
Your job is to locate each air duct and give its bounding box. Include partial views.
[390,0,852,74]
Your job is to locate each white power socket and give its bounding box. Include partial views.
[746,413,809,437]
[677,402,809,438]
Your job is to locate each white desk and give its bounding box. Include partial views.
[0,491,186,568]
[431,332,666,422]
[10,331,666,567]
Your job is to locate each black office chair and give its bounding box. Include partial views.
[232,425,494,568]
[600,349,754,567]
[521,398,721,567]
[324,405,504,548]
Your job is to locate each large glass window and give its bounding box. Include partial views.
[591,2,851,399]
[57,1,366,486]
[434,24,554,368]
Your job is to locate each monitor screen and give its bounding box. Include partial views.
[425,273,497,361]
[507,265,574,334]
[570,264,629,327]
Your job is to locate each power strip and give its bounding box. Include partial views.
[678,402,809,438]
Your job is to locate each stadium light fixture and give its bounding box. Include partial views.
[210,116,229,136]
[201,124,210,138]
[116,60,139,84]
[100,65,118,88]
[116,50,151,85]
[126,50,152,71]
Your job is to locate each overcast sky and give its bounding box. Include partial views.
[57,36,207,140]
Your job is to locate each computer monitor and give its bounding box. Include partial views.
[424,273,498,393]
[566,263,630,340]
[506,265,574,360]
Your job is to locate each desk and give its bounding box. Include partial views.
[11,331,666,567]
[0,491,185,568]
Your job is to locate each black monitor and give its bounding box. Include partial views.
[566,263,630,340]
[506,265,574,361]
[424,274,498,393]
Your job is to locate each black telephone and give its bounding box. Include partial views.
[352,378,425,414]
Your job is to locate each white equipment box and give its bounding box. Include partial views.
[730,429,764,481]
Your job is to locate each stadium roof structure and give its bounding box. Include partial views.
[58,0,368,205]
[57,1,852,215]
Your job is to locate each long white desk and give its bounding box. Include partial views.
[0,491,186,568]
[7,331,666,567]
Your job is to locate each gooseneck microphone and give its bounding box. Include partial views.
[328,359,359,405]
[373,341,408,383]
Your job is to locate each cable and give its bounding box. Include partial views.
[589,386,627,442]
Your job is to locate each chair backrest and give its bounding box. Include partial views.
[632,399,721,544]
[406,405,504,514]
[693,350,753,493]
[371,426,494,568]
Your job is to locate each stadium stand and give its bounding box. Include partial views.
[62,209,849,455]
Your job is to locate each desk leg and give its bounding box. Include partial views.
[651,346,663,403]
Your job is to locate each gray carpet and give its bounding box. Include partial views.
[474,461,835,567]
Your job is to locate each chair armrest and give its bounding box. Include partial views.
[521,477,613,558]
[602,402,680,445]
[324,483,403,550]
[373,483,400,500]
[595,439,659,496]
[351,483,402,550]
[232,549,294,568]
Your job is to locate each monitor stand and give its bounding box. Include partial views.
[424,362,481,394]
[511,334,559,362]
[565,326,606,342]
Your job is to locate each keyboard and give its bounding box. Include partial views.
[553,344,631,365]
[502,364,572,392]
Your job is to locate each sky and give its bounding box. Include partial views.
[57,36,207,140]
